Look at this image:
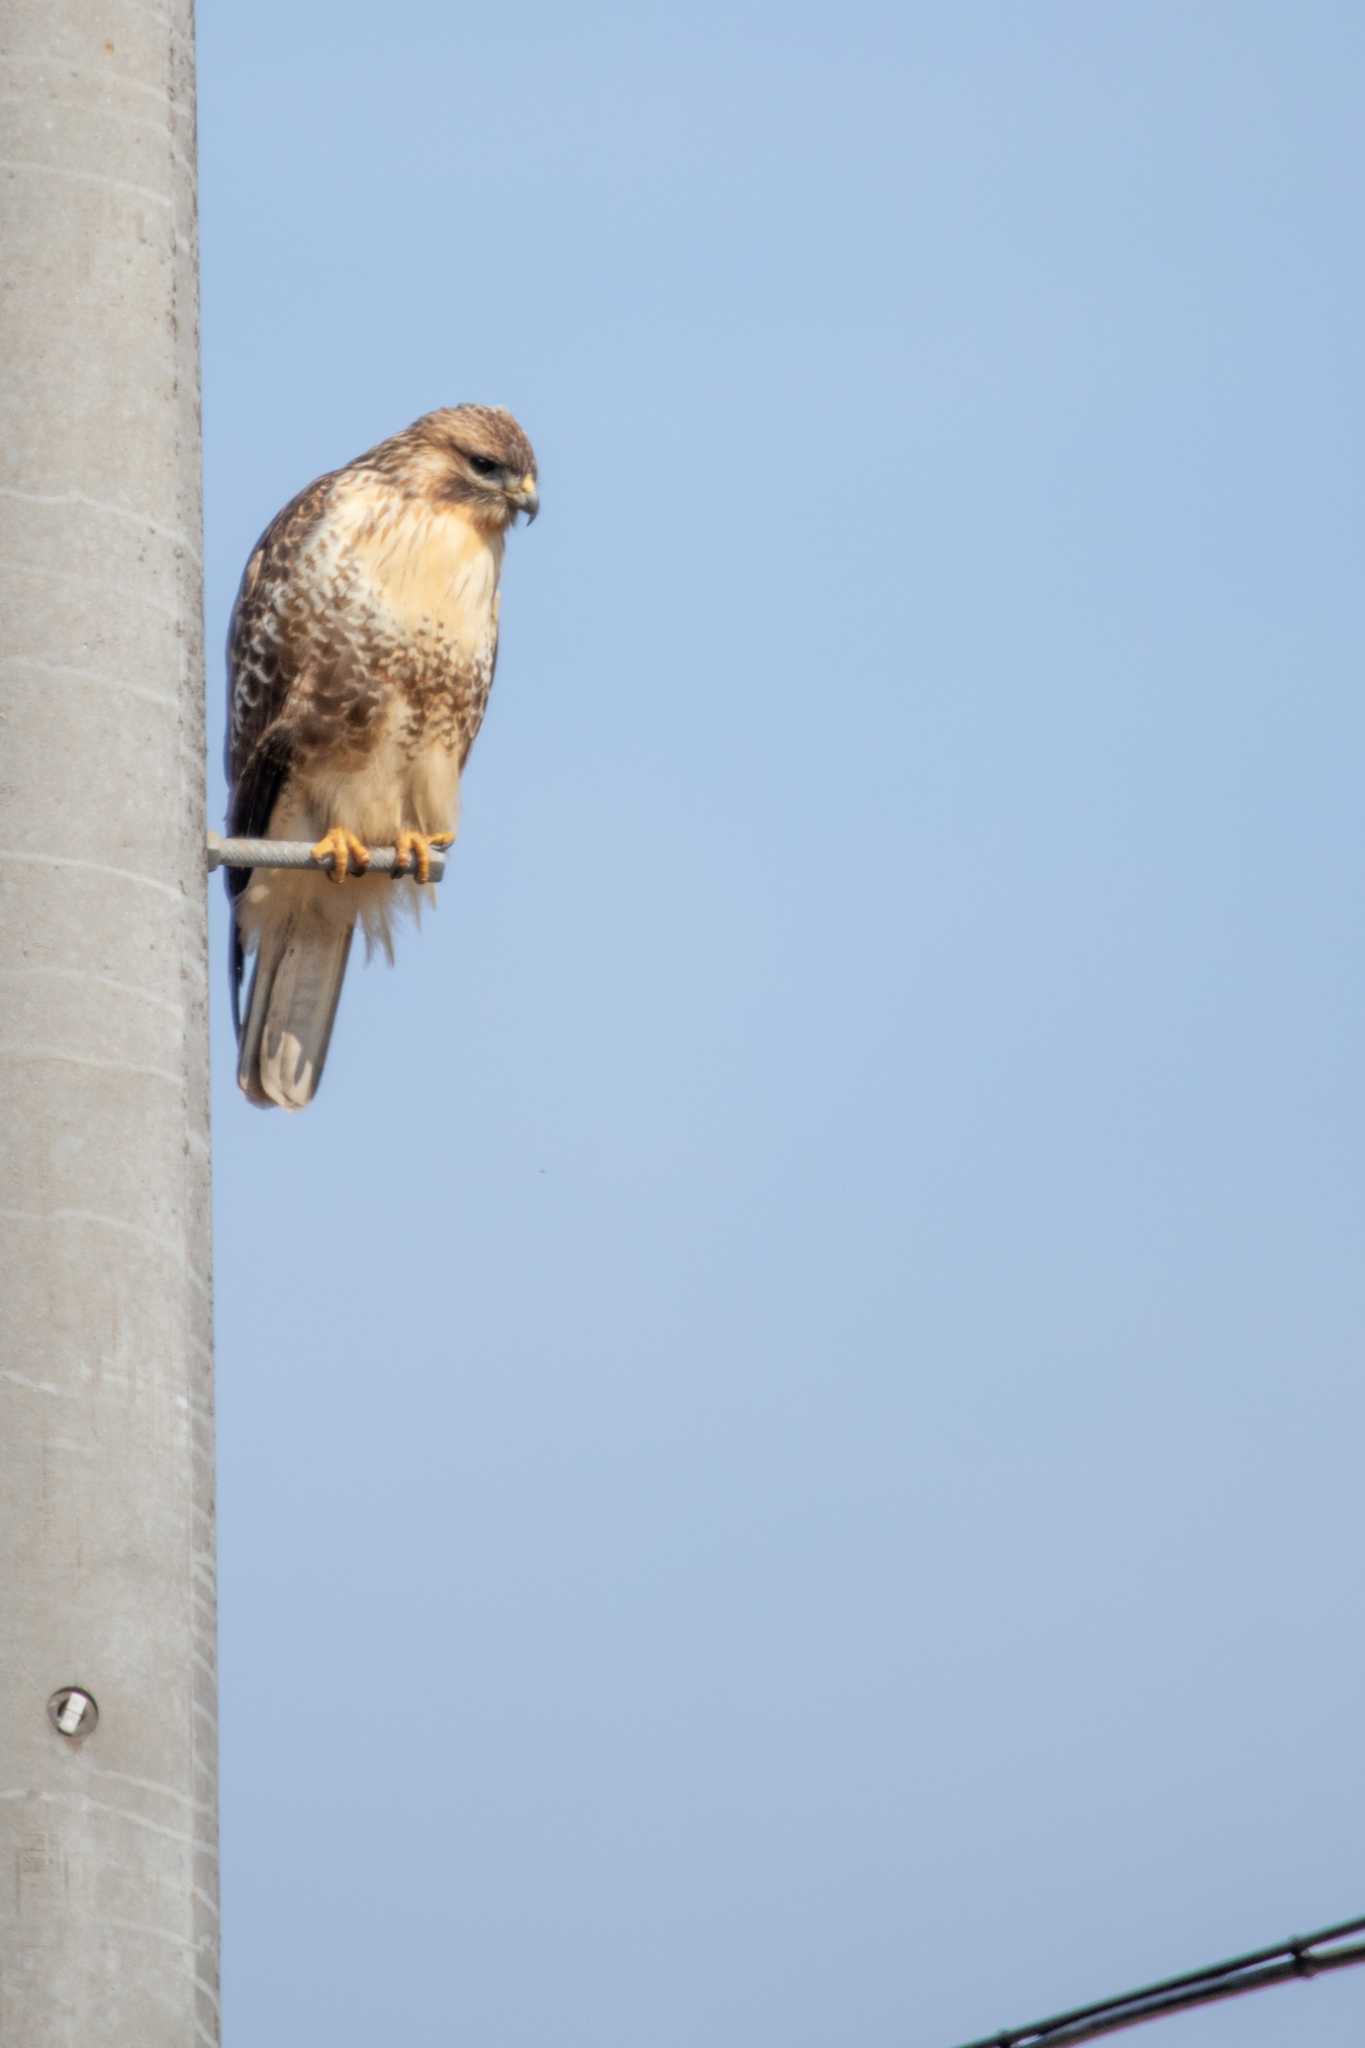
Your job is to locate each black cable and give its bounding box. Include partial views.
[950,1913,1365,2048]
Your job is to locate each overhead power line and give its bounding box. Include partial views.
[951,1913,1365,2048]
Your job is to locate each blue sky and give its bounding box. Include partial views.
[199,5,1365,2042]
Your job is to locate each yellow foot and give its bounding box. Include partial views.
[310,825,372,882]
[392,830,454,885]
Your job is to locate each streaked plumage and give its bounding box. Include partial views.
[225,403,538,1109]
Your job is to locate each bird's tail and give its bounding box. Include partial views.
[237,907,354,1111]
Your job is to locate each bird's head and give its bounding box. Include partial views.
[389,404,539,530]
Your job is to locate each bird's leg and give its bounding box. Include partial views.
[310,825,373,882]
[391,830,454,886]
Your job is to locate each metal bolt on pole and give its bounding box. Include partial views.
[0,6,217,2046]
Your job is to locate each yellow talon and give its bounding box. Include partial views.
[392,829,450,885]
[310,825,372,882]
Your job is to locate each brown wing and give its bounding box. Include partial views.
[461,594,500,770]
[223,472,337,1034]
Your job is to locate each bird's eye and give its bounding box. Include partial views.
[467,454,499,478]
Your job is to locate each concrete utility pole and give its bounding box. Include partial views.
[0,6,217,2045]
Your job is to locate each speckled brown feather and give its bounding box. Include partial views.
[224,471,338,1031]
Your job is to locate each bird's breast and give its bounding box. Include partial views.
[341,491,503,657]
[283,484,502,782]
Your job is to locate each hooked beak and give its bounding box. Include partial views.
[511,473,539,524]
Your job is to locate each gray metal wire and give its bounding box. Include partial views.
[206,833,448,880]
[951,1914,1365,2048]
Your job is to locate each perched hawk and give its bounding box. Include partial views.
[225,404,538,1109]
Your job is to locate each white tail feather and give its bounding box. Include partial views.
[238,913,354,1110]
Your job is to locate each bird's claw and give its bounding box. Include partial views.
[392,830,453,885]
[310,826,372,882]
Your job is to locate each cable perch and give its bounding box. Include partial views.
[206,833,449,881]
